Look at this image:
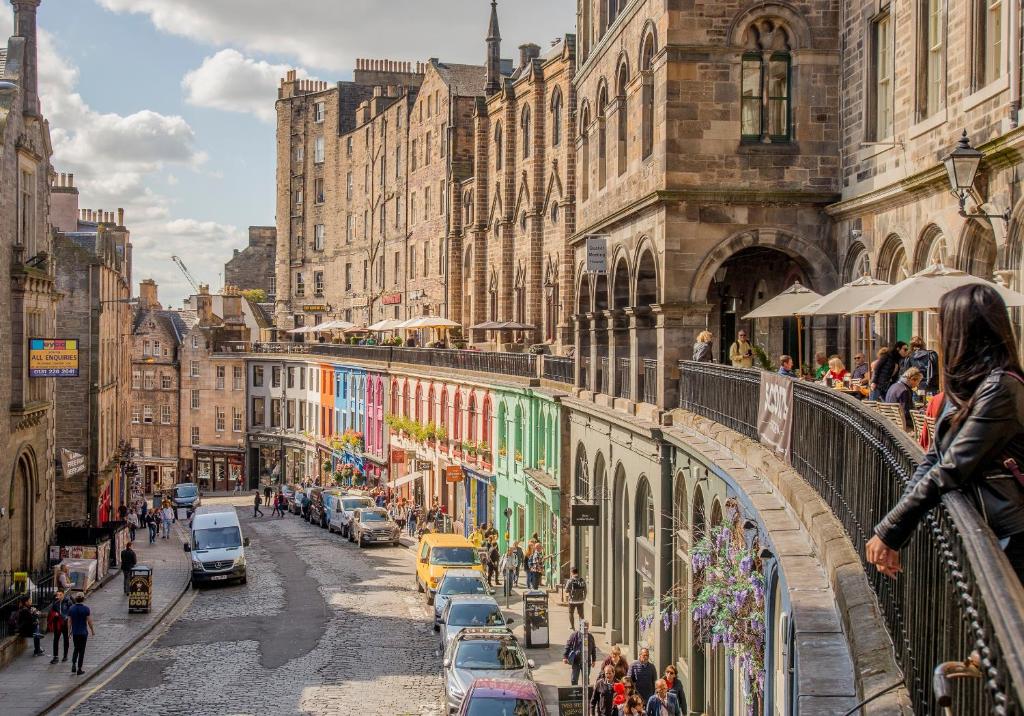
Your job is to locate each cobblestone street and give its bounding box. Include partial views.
[67,498,443,715]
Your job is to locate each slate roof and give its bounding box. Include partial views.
[132,309,197,345]
[434,62,486,97]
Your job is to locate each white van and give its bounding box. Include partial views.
[328,493,375,538]
[184,506,249,588]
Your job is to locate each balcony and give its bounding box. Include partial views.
[677,360,1024,715]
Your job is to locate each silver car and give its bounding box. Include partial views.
[439,595,513,653]
[434,569,492,630]
[350,507,401,547]
[443,630,534,714]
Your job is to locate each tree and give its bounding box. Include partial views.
[240,288,267,303]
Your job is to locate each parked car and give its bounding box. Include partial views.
[456,678,547,716]
[350,507,401,547]
[290,486,310,515]
[170,482,201,516]
[327,494,374,537]
[415,533,483,605]
[306,487,325,525]
[439,595,512,653]
[184,506,249,588]
[434,569,492,630]
[443,630,534,714]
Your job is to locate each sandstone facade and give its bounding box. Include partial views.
[225,226,277,301]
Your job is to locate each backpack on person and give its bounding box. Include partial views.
[566,575,586,603]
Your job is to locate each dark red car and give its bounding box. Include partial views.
[456,678,548,716]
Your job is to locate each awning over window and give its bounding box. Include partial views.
[389,470,422,488]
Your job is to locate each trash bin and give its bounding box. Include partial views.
[128,565,153,613]
[523,590,549,648]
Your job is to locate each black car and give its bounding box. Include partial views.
[307,487,326,526]
[171,482,201,516]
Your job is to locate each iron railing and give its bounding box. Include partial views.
[542,355,573,385]
[580,357,591,390]
[616,358,631,399]
[642,358,658,405]
[0,570,56,640]
[599,357,609,395]
[677,360,1024,715]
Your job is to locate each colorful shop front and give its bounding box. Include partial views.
[492,386,565,587]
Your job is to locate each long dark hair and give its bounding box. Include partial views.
[940,283,1021,425]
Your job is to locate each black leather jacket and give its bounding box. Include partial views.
[875,371,1024,549]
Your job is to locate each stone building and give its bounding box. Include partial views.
[273,2,576,351]
[0,0,58,573]
[130,280,194,493]
[225,226,277,302]
[52,177,133,523]
[177,286,254,491]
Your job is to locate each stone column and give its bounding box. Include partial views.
[652,302,712,409]
[625,307,640,402]
[586,312,600,394]
[572,314,585,388]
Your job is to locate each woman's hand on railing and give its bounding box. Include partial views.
[866,535,902,577]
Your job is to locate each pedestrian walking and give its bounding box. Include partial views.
[589,665,618,716]
[527,544,544,590]
[407,504,419,536]
[599,644,630,682]
[512,541,525,586]
[15,596,44,656]
[126,510,139,541]
[146,510,159,543]
[160,502,173,539]
[867,284,1024,583]
[278,492,287,517]
[498,545,519,593]
[48,590,72,663]
[692,330,714,363]
[622,694,645,715]
[263,485,272,508]
[663,665,687,714]
[562,626,596,686]
[271,492,282,517]
[120,542,138,595]
[485,539,500,587]
[254,491,264,518]
[564,567,587,630]
[628,648,658,704]
[67,593,94,675]
[643,679,682,716]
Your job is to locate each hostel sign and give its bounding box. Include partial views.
[757,372,793,463]
[29,339,79,377]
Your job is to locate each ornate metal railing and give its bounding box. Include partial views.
[616,358,631,399]
[580,357,591,390]
[678,360,1024,715]
[599,357,609,395]
[541,355,573,385]
[641,358,658,405]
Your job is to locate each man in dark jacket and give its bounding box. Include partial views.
[871,341,908,400]
[16,596,44,656]
[120,542,138,595]
[562,626,597,686]
[884,368,923,430]
[590,665,618,716]
[627,648,658,703]
[903,336,940,393]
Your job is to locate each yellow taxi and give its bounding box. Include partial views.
[414,532,484,604]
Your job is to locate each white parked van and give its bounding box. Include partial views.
[185,506,249,588]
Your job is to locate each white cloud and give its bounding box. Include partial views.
[183,48,316,123]
[95,0,576,74]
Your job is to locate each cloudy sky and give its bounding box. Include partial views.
[11,0,575,307]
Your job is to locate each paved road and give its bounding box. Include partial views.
[67,497,443,715]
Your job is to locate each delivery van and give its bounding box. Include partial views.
[184,506,249,588]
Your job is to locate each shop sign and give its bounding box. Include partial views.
[60,448,86,478]
[585,235,608,275]
[249,435,281,446]
[382,292,402,305]
[29,338,79,377]
[445,465,464,483]
[757,372,793,464]
[636,542,655,583]
[415,460,432,471]
[302,304,330,313]
[392,450,406,464]
[570,503,600,527]
[557,687,584,716]
[128,567,153,613]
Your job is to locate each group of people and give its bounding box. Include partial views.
[121,499,174,543]
[253,486,289,518]
[465,526,548,590]
[564,639,686,716]
[14,589,94,675]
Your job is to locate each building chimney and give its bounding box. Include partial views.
[519,43,540,69]
[12,0,41,116]
[117,207,124,226]
[138,279,160,310]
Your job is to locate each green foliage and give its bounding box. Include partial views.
[752,344,774,372]
[240,288,267,303]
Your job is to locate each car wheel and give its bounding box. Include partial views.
[433,623,440,633]
[239,576,247,585]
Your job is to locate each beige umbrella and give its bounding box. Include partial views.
[405,316,461,329]
[847,263,1024,314]
[368,319,402,331]
[743,283,823,368]
[796,275,891,316]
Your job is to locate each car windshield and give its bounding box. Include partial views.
[465,697,540,716]
[343,499,372,510]
[361,510,388,522]
[448,603,504,627]
[431,547,478,565]
[439,576,488,596]
[174,485,198,498]
[194,526,241,550]
[455,640,525,669]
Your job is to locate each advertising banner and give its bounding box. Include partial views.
[29,338,79,377]
[757,372,794,463]
[60,448,86,478]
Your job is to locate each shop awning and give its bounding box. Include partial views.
[463,467,496,486]
[524,468,560,509]
[389,471,423,488]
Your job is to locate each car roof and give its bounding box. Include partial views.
[441,569,486,580]
[468,678,542,699]
[420,533,473,547]
[454,628,517,641]
[446,595,500,607]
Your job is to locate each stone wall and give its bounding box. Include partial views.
[225,226,277,300]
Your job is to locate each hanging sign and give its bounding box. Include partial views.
[445,465,464,483]
[570,503,600,527]
[757,372,793,463]
[60,448,86,478]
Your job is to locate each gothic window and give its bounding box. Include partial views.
[740,20,792,142]
[521,105,531,158]
[494,122,503,170]
[597,87,608,188]
[550,88,563,146]
[580,104,591,201]
[615,62,628,175]
[640,33,656,159]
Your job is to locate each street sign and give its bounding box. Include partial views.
[445,465,464,483]
[302,304,330,313]
[557,686,584,716]
[570,503,600,526]
[585,235,607,274]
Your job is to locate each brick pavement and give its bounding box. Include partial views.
[0,522,190,716]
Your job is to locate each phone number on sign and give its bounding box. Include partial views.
[30,368,79,377]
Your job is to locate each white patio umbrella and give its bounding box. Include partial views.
[317,319,355,331]
[742,282,823,367]
[796,275,891,316]
[847,263,1024,314]
[405,316,461,329]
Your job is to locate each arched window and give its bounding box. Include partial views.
[597,86,608,189]
[615,62,628,175]
[514,403,524,455]
[579,103,591,201]
[521,105,531,158]
[636,476,656,545]
[402,379,410,417]
[575,446,590,500]
[454,390,463,440]
[468,393,478,441]
[440,388,449,431]
[482,396,492,447]
[494,122,503,170]
[415,384,423,422]
[390,379,399,416]
[427,385,435,424]
[550,88,563,146]
[640,32,655,159]
[497,401,507,454]
[741,21,792,142]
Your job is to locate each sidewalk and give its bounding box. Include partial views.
[0,523,191,716]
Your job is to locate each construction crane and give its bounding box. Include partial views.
[170,255,201,293]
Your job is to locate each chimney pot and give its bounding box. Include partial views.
[68,173,74,187]
[117,208,124,226]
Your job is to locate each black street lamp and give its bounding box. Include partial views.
[942,130,1010,222]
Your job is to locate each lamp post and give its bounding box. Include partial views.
[942,130,1010,222]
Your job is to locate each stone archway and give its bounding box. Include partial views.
[9,451,35,571]
[611,463,629,641]
[592,452,607,622]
